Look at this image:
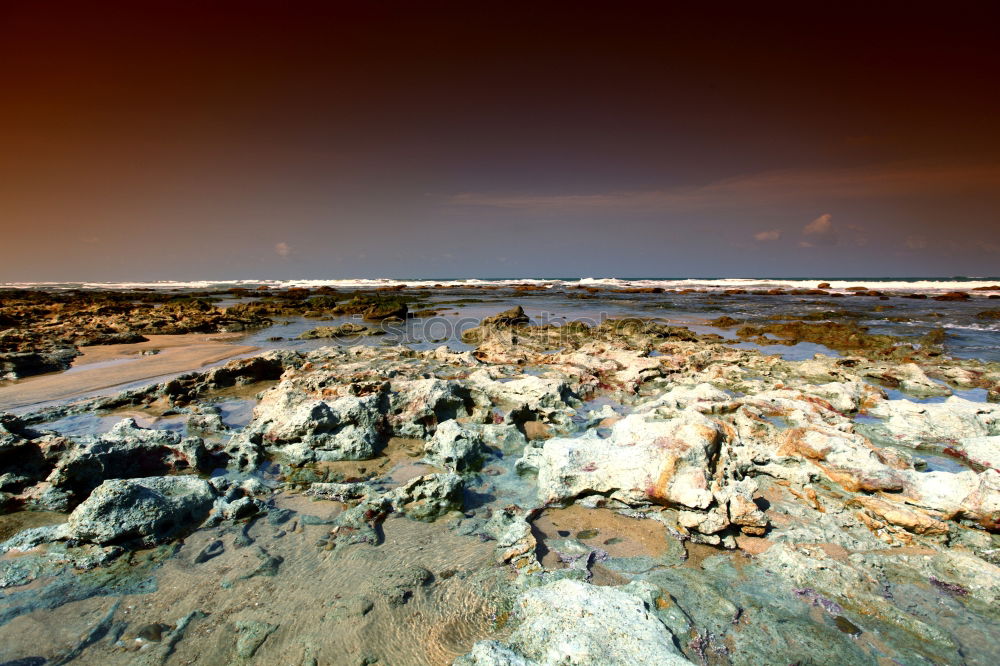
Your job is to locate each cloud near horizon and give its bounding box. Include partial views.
[753,229,781,241]
[274,242,292,257]
[445,163,1000,212]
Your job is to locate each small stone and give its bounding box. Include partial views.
[135,623,170,642]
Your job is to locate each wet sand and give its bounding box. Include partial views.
[0,333,258,411]
[0,496,508,665]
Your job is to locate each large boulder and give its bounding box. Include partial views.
[239,385,389,463]
[523,411,722,508]
[66,475,216,546]
[455,579,691,665]
[48,419,210,499]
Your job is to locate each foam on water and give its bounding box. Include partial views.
[4,276,999,293]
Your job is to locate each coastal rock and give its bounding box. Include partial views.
[801,381,883,414]
[47,419,210,500]
[390,378,488,438]
[330,473,464,548]
[424,420,526,471]
[460,307,531,343]
[869,397,1000,441]
[902,468,1000,526]
[240,385,390,463]
[65,475,216,546]
[862,363,950,397]
[298,323,384,339]
[526,412,722,508]
[424,419,484,472]
[637,383,731,416]
[383,472,464,521]
[481,306,531,328]
[0,348,79,380]
[468,372,576,424]
[455,579,691,666]
[776,425,907,492]
[953,435,1000,469]
[854,496,949,535]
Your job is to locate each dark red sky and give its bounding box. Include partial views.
[2,1,998,279]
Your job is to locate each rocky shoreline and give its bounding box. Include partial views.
[1,290,999,664]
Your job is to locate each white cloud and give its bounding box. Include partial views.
[274,242,292,257]
[753,229,781,241]
[803,214,832,235]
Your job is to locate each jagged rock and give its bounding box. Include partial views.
[776,425,907,492]
[239,384,389,464]
[384,472,464,521]
[524,411,722,508]
[869,396,1000,442]
[390,378,487,438]
[455,579,691,665]
[47,419,210,500]
[481,306,531,328]
[424,419,526,471]
[65,475,216,546]
[328,473,463,549]
[468,372,576,423]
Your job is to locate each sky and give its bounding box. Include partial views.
[1,1,999,280]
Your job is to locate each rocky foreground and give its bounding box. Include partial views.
[1,307,999,664]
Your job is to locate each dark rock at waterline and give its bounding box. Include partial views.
[480,306,530,328]
[299,323,385,339]
[708,316,740,328]
[933,291,970,301]
[0,348,79,380]
[77,332,149,347]
[362,302,408,321]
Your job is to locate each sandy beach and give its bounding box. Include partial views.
[0,333,257,411]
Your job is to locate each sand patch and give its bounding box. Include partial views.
[0,333,258,411]
[0,511,67,543]
[532,504,671,562]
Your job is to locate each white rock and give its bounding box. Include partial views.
[528,411,721,508]
[954,435,1000,470]
[869,396,1000,442]
[455,579,691,666]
